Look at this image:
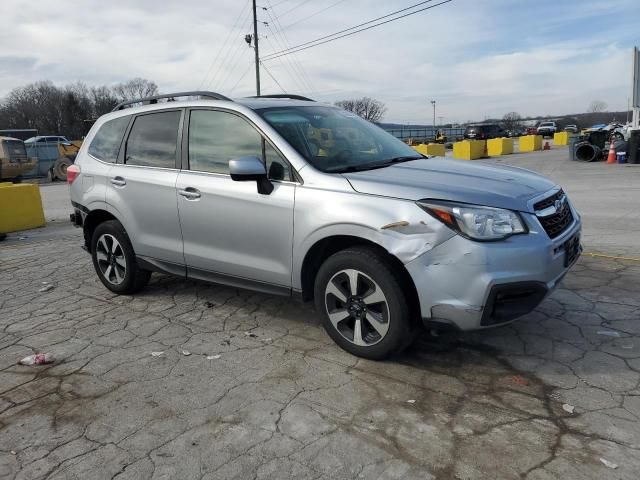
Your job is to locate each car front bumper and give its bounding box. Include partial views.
[404,211,582,331]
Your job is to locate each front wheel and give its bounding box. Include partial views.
[91,220,150,294]
[314,247,413,360]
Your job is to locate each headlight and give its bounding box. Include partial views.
[417,200,527,241]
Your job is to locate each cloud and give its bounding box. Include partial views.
[0,0,638,123]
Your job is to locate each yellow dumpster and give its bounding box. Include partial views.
[0,183,46,233]
[453,140,485,160]
[487,138,514,156]
[519,135,542,152]
[412,143,446,157]
[553,132,569,146]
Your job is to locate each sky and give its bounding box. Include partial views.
[1,0,638,124]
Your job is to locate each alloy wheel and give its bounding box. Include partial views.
[95,233,127,285]
[324,269,390,346]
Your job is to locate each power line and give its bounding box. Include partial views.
[263,2,316,93]
[229,62,254,94]
[198,0,250,89]
[271,0,313,20]
[207,10,253,89]
[280,0,349,32]
[260,61,287,93]
[263,0,451,61]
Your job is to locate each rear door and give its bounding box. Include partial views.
[106,109,185,267]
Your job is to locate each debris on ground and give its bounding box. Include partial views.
[18,235,29,240]
[597,330,621,337]
[151,351,164,357]
[263,338,272,342]
[510,375,530,386]
[244,331,258,338]
[407,399,416,404]
[220,339,231,346]
[205,301,215,308]
[206,354,221,360]
[38,284,54,292]
[599,458,618,469]
[181,350,191,356]
[562,403,575,414]
[10,450,16,455]
[621,344,634,349]
[18,353,55,365]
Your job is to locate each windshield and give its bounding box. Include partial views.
[257,106,422,172]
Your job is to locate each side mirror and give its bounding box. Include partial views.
[229,156,273,195]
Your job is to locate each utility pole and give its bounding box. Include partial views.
[252,0,261,96]
[430,100,436,140]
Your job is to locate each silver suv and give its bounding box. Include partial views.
[69,91,582,359]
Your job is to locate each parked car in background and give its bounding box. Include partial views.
[0,136,36,181]
[69,91,582,359]
[463,123,506,140]
[25,135,70,144]
[536,122,557,137]
[563,125,578,134]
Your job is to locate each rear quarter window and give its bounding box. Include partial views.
[88,116,130,163]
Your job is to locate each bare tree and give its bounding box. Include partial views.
[588,100,607,113]
[0,78,158,138]
[112,78,158,101]
[501,111,522,132]
[335,97,387,123]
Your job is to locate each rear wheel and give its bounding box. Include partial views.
[91,220,150,294]
[314,247,413,360]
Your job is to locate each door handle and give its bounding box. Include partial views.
[110,176,126,187]
[178,187,201,200]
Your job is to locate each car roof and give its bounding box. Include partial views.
[0,136,22,142]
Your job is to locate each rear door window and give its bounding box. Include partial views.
[125,111,181,168]
[88,116,130,163]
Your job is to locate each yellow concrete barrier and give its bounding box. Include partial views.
[487,138,514,156]
[412,143,446,157]
[0,183,45,233]
[453,140,485,160]
[553,132,569,145]
[519,135,542,152]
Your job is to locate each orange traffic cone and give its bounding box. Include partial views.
[606,138,616,164]
[543,141,550,150]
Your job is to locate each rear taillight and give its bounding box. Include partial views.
[67,164,80,184]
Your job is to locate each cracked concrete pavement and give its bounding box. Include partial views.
[2,150,640,479]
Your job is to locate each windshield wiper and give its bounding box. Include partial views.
[327,156,423,174]
[384,155,424,164]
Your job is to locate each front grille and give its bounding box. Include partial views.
[534,189,563,211]
[536,191,574,239]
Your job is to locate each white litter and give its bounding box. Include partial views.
[244,331,258,338]
[10,450,16,455]
[263,338,273,342]
[151,351,164,357]
[407,399,416,404]
[18,353,55,365]
[599,458,618,469]
[562,403,575,414]
[597,330,621,337]
[181,350,191,356]
[38,284,54,292]
[621,344,634,349]
[207,355,221,360]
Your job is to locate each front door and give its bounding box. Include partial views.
[107,109,185,266]
[176,108,295,290]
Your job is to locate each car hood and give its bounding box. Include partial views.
[342,158,557,213]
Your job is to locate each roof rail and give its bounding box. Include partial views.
[249,94,315,102]
[112,91,232,111]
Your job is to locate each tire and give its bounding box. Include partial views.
[53,157,72,181]
[91,220,150,294]
[314,247,413,360]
